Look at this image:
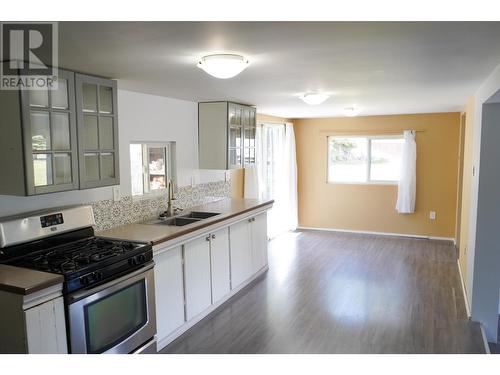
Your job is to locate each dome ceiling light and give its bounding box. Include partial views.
[299,92,330,105]
[197,54,250,79]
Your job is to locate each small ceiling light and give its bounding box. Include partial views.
[197,54,250,79]
[343,107,361,117]
[299,92,330,105]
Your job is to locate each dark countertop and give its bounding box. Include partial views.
[97,198,274,246]
[0,264,64,295]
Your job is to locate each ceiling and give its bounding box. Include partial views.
[58,22,500,118]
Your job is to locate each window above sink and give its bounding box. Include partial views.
[130,141,177,198]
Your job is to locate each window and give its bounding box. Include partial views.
[130,142,176,196]
[327,136,404,184]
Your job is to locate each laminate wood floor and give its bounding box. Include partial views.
[161,230,486,354]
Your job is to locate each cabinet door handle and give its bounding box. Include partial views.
[211,234,216,239]
[206,235,211,241]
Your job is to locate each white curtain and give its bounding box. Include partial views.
[284,123,298,231]
[396,130,417,214]
[256,122,298,238]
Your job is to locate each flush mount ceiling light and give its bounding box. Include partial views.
[197,54,250,79]
[299,92,330,105]
[343,107,362,117]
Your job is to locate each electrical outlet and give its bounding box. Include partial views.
[113,186,121,202]
[429,211,436,220]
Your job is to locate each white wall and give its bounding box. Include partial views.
[466,63,500,302]
[470,101,500,342]
[117,89,224,194]
[0,89,224,217]
[464,62,500,342]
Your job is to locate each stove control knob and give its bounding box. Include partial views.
[80,276,90,286]
[129,257,138,266]
[137,254,146,263]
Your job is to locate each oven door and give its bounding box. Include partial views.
[67,263,156,354]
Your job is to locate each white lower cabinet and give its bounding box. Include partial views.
[0,291,68,353]
[229,219,253,289]
[230,212,269,289]
[251,212,268,273]
[210,227,231,303]
[184,235,212,321]
[154,246,185,341]
[24,296,67,353]
[153,208,270,350]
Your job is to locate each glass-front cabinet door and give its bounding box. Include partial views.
[243,107,257,165]
[75,74,119,189]
[21,69,79,195]
[228,103,243,169]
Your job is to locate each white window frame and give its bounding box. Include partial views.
[327,134,403,185]
[130,141,177,198]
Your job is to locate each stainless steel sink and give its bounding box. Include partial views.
[165,217,201,226]
[142,211,220,226]
[180,211,220,219]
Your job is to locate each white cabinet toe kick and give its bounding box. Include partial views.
[153,208,270,351]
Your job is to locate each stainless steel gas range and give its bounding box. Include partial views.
[0,205,157,354]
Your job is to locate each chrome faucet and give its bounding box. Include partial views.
[165,180,182,217]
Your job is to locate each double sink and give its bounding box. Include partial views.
[144,211,220,227]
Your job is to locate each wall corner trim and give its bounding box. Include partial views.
[457,258,471,319]
[479,324,492,354]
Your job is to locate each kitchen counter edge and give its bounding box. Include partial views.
[0,264,64,296]
[97,198,275,247]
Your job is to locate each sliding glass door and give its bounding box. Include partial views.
[257,123,297,238]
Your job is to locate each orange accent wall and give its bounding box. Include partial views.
[294,112,461,238]
[257,113,290,124]
[230,169,244,198]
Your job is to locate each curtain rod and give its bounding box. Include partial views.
[319,129,425,134]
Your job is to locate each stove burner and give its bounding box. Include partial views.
[15,237,141,274]
[60,260,76,272]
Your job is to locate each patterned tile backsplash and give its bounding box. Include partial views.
[90,181,231,231]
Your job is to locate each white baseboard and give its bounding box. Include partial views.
[456,259,471,319]
[157,266,269,351]
[479,324,491,354]
[297,226,455,243]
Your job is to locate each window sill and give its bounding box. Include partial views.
[326,181,398,186]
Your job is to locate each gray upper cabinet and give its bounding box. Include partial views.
[0,68,79,195]
[75,74,120,189]
[198,101,257,170]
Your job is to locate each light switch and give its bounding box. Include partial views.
[429,211,436,220]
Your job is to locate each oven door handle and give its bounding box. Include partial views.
[66,261,154,304]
